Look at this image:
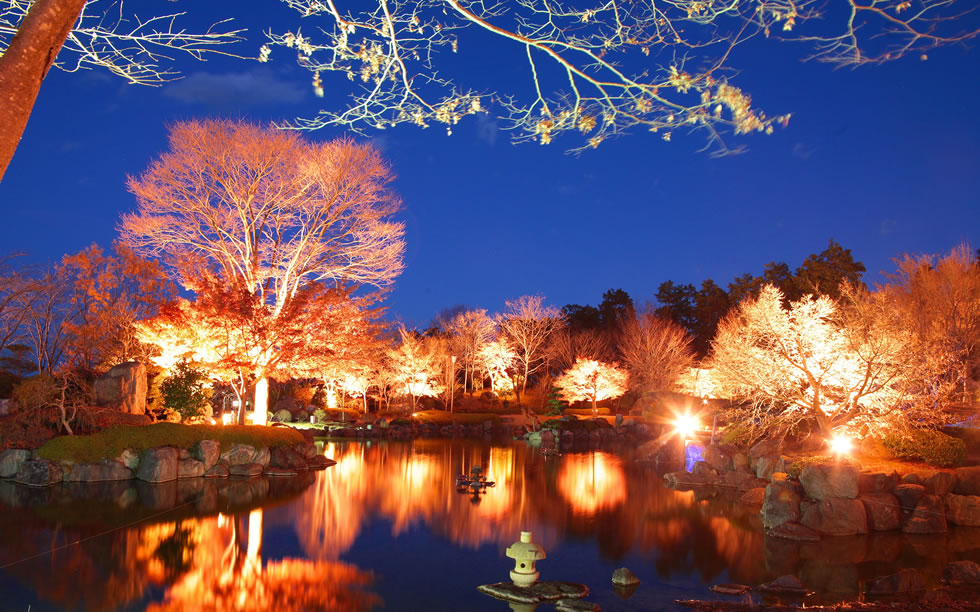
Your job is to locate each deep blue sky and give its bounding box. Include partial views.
[1,1,977,328]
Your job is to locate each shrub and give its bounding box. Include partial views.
[544,387,568,417]
[11,374,60,412]
[273,409,293,423]
[313,409,327,424]
[719,422,755,448]
[882,429,967,468]
[159,361,211,422]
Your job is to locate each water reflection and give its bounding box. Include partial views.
[3,440,980,610]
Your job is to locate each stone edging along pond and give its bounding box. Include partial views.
[665,440,980,539]
[0,440,334,488]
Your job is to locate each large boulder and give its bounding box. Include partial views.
[799,463,858,500]
[94,362,147,415]
[768,521,820,542]
[893,483,927,511]
[14,460,63,486]
[250,447,271,467]
[762,481,803,529]
[902,494,947,534]
[219,443,256,466]
[755,455,785,480]
[64,460,132,482]
[800,497,868,536]
[636,437,685,465]
[193,440,221,471]
[270,445,308,470]
[944,493,980,527]
[749,439,782,460]
[0,449,32,478]
[944,560,980,585]
[703,444,733,472]
[177,458,205,479]
[954,466,980,496]
[925,471,958,496]
[859,492,902,531]
[857,471,899,494]
[137,447,179,483]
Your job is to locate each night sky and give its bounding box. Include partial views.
[1,1,977,328]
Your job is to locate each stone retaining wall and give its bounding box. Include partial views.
[665,441,980,541]
[0,440,331,488]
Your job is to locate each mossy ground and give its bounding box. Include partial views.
[37,422,305,463]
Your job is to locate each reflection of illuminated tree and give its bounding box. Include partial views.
[557,452,626,515]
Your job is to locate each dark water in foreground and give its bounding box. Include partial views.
[2,439,980,611]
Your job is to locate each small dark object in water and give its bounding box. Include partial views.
[710,584,751,595]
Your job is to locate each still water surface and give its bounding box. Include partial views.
[2,439,980,611]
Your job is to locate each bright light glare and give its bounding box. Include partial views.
[674,413,699,438]
[221,413,233,426]
[829,433,852,455]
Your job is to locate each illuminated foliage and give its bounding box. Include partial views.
[708,284,931,439]
[122,119,405,424]
[498,295,562,401]
[387,327,444,410]
[554,357,628,416]
[619,310,694,394]
[262,0,977,153]
[445,308,495,393]
[477,340,517,396]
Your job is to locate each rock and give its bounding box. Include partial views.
[93,361,147,414]
[204,463,230,478]
[954,466,980,496]
[755,455,783,480]
[177,458,205,479]
[263,466,298,477]
[308,455,336,470]
[927,471,958,496]
[768,521,820,542]
[944,493,980,526]
[137,447,179,483]
[297,443,316,460]
[193,440,220,471]
[902,472,924,486]
[0,449,32,478]
[178,448,191,460]
[893,483,927,511]
[663,471,715,488]
[477,581,589,604]
[741,487,767,506]
[555,599,600,612]
[250,447,271,467]
[219,443,256,466]
[229,463,263,477]
[64,460,132,482]
[732,452,750,471]
[270,445,308,470]
[859,492,902,531]
[14,460,63,487]
[761,481,802,529]
[944,560,980,585]
[857,471,900,494]
[758,575,808,595]
[710,584,751,595]
[902,494,947,534]
[866,569,924,595]
[611,568,640,586]
[749,439,782,460]
[800,498,868,536]
[703,444,733,472]
[799,463,858,500]
[692,461,718,479]
[728,472,768,492]
[116,448,140,470]
[636,437,685,465]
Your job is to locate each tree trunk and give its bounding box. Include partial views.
[253,376,269,425]
[0,0,87,180]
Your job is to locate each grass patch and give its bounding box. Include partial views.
[37,422,305,464]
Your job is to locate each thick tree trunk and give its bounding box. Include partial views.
[0,0,87,181]
[253,376,269,425]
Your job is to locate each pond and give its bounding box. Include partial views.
[2,439,980,611]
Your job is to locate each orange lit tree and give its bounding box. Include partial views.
[619,309,694,394]
[708,284,931,439]
[477,339,517,396]
[386,327,444,412]
[498,295,562,403]
[446,308,495,394]
[554,357,628,417]
[122,119,405,424]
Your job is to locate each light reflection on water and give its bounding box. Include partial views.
[2,439,980,610]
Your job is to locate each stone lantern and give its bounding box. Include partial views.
[505,531,546,587]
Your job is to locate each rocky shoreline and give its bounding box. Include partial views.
[0,439,333,488]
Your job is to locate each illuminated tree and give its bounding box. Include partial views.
[883,244,980,403]
[546,328,610,373]
[122,119,405,424]
[445,308,495,393]
[387,327,443,411]
[261,0,977,153]
[554,357,628,417]
[708,284,925,439]
[0,0,242,179]
[498,295,562,401]
[619,310,693,394]
[0,253,30,355]
[477,339,517,396]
